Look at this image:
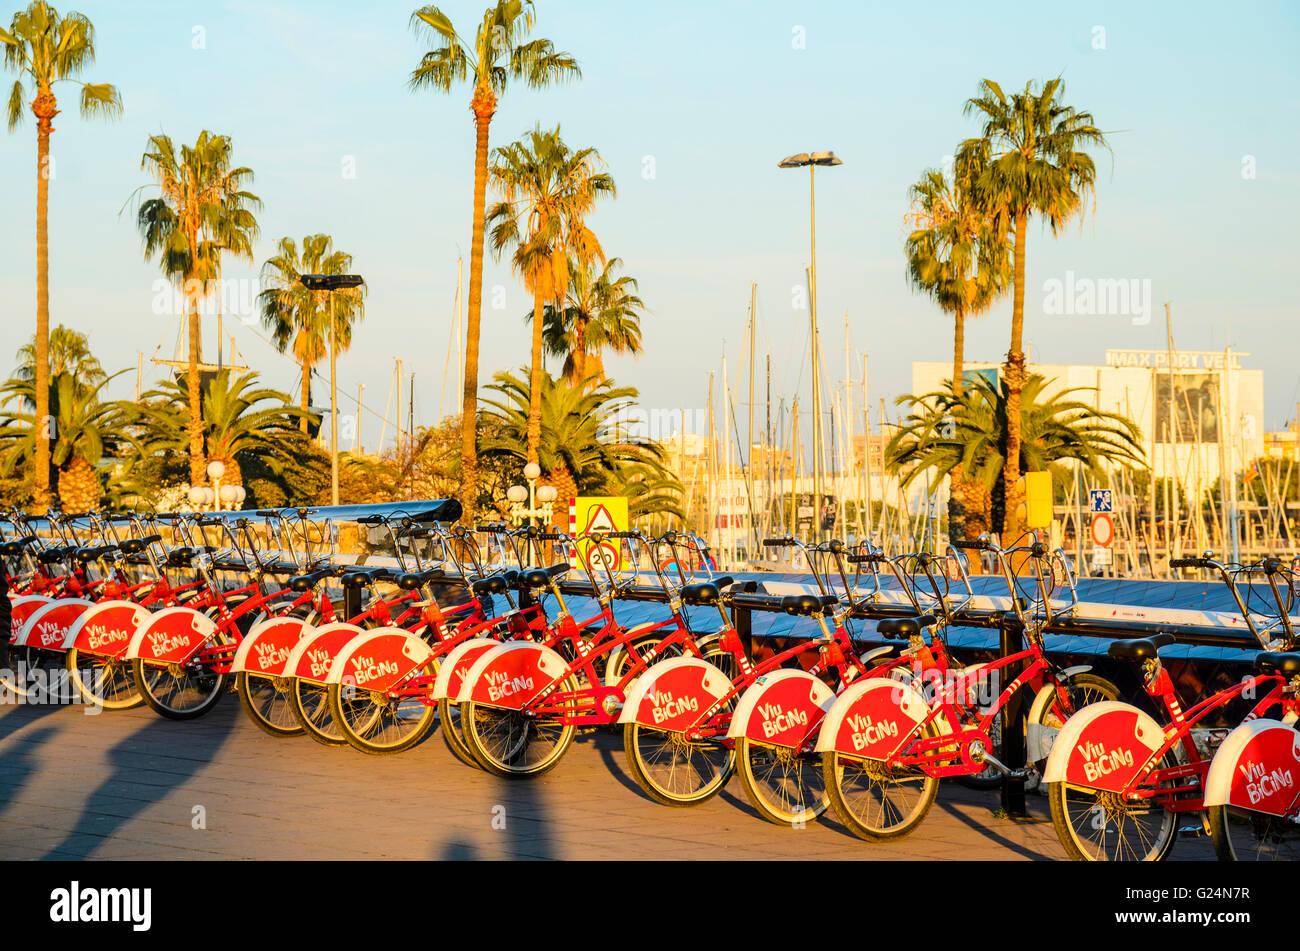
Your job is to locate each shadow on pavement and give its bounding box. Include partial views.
[0,724,60,825]
[38,697,238,860]
[933,796,1057,860]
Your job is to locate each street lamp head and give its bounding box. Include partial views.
[206,460,226,481]
[506,485,529,504]
[300,273,365,291]
[523,462,542,481]
[778,151,843,168]
[536,485,557,503]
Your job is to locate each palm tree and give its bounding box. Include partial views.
[904,150,1009,539]
[887,374,1143,535]
[12,322,106,407]
[133,370,308,492]
[480,368,683,521]
[257,234,365,432]
[960,78,1108,540]
[133,130,260,487]
[542,256,645,386]
[487,126,614,463]
[1,1,122,512]
[0,371,134,511]
[409,0,580,523]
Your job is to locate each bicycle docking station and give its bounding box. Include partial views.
[997,610,1028,817]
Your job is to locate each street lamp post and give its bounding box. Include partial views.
[300,273,365,507]
[507,462,558,528]
[779,151,843,539]
[187,459,245,511]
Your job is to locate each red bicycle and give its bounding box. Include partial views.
[1046,553,1300,860]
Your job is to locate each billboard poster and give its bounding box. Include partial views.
[1154,373,1219,443]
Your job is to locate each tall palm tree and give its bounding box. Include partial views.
[133,130,260,486]
[960,78,1107,540]
[887,374,1144,534]
[542,256,645,387]
[2,1,121,512]
[904,149,1009,539]
[409,0,580,523]
[487,126,614,463]
[257,234,365,432]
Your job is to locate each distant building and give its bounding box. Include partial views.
[911,348,1267,486]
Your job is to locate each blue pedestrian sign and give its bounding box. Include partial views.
[1089,489,1113,514]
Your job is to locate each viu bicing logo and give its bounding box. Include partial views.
[0,663,104,715]
[49,881,151,932]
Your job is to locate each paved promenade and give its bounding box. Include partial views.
[0,697,1214,861]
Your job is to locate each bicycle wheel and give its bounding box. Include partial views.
[736,737,828,826]
[438,698,480,768]
[236,671,304,738]
[822,749,939,841]
[65,648,142,711]
[1047,770,1178,861]
[1,642,62,701]
[291,679,349,747]
[622,720,734,806]
[327,658,439,755]
[1208,805,1300,861]
[463,674,578,778]
[131,624,232,722]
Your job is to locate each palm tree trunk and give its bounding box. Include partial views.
[458,84,497,525]
[58,456,99,514]
[526,288,545,465]
[1001,208,1028,542]
[32,87,58,514]
[948,306,968,541]
[187,288,205,486]
[571,318,587,386]
[300,362,311,434]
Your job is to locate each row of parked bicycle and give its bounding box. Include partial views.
[2,504,1298,862]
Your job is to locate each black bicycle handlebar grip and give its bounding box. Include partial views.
[197,516,223,527]
[538,532,564,541]
[255,509,283,517]
[952,539,986,550]
[1168,558,1201,569]
[847,552,884,563]
[762,538,791,548]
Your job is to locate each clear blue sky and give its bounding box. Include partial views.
[2,0,1298,450]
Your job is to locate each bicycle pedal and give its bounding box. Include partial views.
[1177,824,1206,838]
